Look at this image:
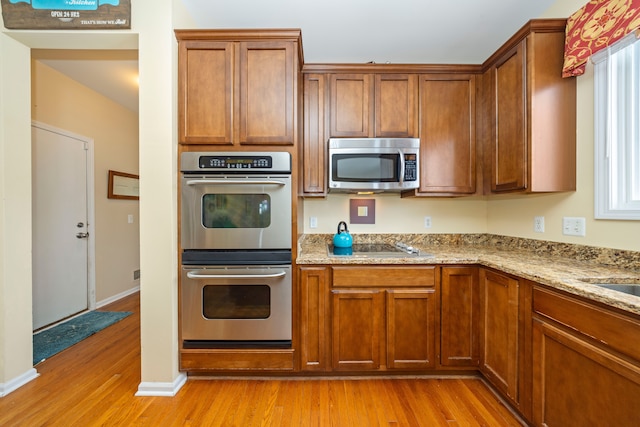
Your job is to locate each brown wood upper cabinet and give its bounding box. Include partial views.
[302,73,327,195]
[329,73,418,138]
[483,20,576,193]
[176,30,301,146]
[410,74,477,196]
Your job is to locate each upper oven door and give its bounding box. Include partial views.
[181,175,292,250]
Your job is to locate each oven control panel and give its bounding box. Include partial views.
[199,155,272,169]
[181,152,291,174]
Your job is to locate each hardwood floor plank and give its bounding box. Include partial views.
[0,293,524,426]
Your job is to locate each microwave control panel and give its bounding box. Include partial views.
[404,154,417,181]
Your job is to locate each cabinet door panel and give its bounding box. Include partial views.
[481,270,519,400]
[419,75,476,194]
[300,267,329,371]
[302,74,327,194]
[533,319,640,427]
[239,41,295,145]
[330,74,372,137]
[375,74,418,137]
[387,290,436,369]
[179,41,233,144]
[331,290,383,370]
[493,43,527,191]
[441,267,479,366]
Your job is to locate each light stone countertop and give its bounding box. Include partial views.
[296,234,640,316]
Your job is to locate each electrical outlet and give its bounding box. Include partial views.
[563,217,586,236]
[309,216,318,229]
[534,216,545,233]
[424,216,432,229]
[134,269,140,280]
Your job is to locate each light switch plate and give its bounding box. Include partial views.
[563,217,586,236]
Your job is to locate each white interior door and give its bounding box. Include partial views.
[32,123,91,330]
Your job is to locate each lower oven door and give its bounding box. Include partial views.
[181,265,292,345]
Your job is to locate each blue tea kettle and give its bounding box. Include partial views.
[333,221,353,248]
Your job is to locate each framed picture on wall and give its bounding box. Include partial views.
[108,170,139,200]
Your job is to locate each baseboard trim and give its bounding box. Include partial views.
[135,373,187,397]
[0,368,39,397]
[96,286,140,309]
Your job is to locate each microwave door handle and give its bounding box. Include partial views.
[186,179,286,186]
[186,271,287,279]
[398,150,405,184]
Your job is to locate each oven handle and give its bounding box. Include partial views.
[186,271,287,279]
[185,179,287,186]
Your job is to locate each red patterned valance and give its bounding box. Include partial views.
[563,0,640,77]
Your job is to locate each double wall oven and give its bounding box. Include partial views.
[180,152,292,348]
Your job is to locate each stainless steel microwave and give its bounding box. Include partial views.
[328,138,420,192]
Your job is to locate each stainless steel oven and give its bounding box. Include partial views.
[180,151,292,265]
[179,151,293,347]
[181,265,292,346]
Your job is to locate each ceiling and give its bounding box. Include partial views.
[34,0,559,113]
[33,49,139,112]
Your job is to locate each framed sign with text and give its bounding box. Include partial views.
[1,0,130,29]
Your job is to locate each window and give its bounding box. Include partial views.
[593,32,640,220]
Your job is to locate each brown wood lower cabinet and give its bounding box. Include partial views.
[299,265,438,372]
[331,289,384,370]
[480,269,520,396]
[440,266,479,367]
[479,269,532,419]
[330,268,438,371]
[532,287,640,426]
[299,266,330,371]
[330,288,437,371]
[386,289,436,369]
[297,264,640,427]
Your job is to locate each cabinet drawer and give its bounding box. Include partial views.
[332,266,435,287]
[533,287,640,362]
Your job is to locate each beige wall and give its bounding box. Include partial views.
[31,61,140,303]
[304,194,487,234]
[0,33,36,391]
[1,0,186,392]
[304,0,640,253]
[1,0,638,397]
[485,0,640,252]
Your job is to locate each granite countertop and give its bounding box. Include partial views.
[297,234,640,316]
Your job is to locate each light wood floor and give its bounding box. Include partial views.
[0,293,524,426]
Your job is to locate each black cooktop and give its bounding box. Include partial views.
[328,243,417,257]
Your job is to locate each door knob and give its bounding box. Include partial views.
[76,232,89,239]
